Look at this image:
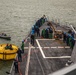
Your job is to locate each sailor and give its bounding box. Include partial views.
[17,48,22,62]
[5,43,9,49]
[71,31,75,38]
[45,28,49,38]
[30,34,35,46]
[30,30,35,45]
[41,29,45,38]
[14,59,19,73]
[34,25,38,34]
[35,19,41,27]
[2,33,7,36]
[40,15,46,26]
[35,15,46,27]
[21,40,24,53]
[63,32,66,43]
[66,34,70,46]
[71,38,75,49]
[33,24,37,33]
[9,44,13,50]
[68,30,72,34]
[48,27,53,39]
[65,60,73,66]
[36,27,40,37]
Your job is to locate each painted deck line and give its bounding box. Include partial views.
[36,47,39,48]
[10,54,17,75]
[65,46,70,48]
[36,39,71,59]
[31,47,35,48]
[58,46,64,48]
[36,39,46,58]
[25,43,31,75]
[10,62,14,74]
[24,47,29,49]
[45,56,71,59]
[44,47,50,48]
[24,46,70,49]
[51,47,57,48]
[24,46,36,49]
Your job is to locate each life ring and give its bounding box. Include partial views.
[0,44,18,60]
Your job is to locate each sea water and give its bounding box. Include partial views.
[0,0,76,75]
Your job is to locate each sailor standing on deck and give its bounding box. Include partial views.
[21,40,25,53]
[30,29,35,46]
[17,48,22,62]
[63,32,66,43]
[14,59,18,73]
[66,33,70,46]
[36,27,40,37]
[71,31,75,38]
[45,28,49,38]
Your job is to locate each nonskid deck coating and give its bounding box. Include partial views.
[36,39,72,57]
[28,48,70,75]
[12,22,75,75]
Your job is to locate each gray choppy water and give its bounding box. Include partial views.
[0,0,76,46]
[0,0,76,75]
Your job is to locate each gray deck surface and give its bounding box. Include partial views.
[11,21,76,75]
